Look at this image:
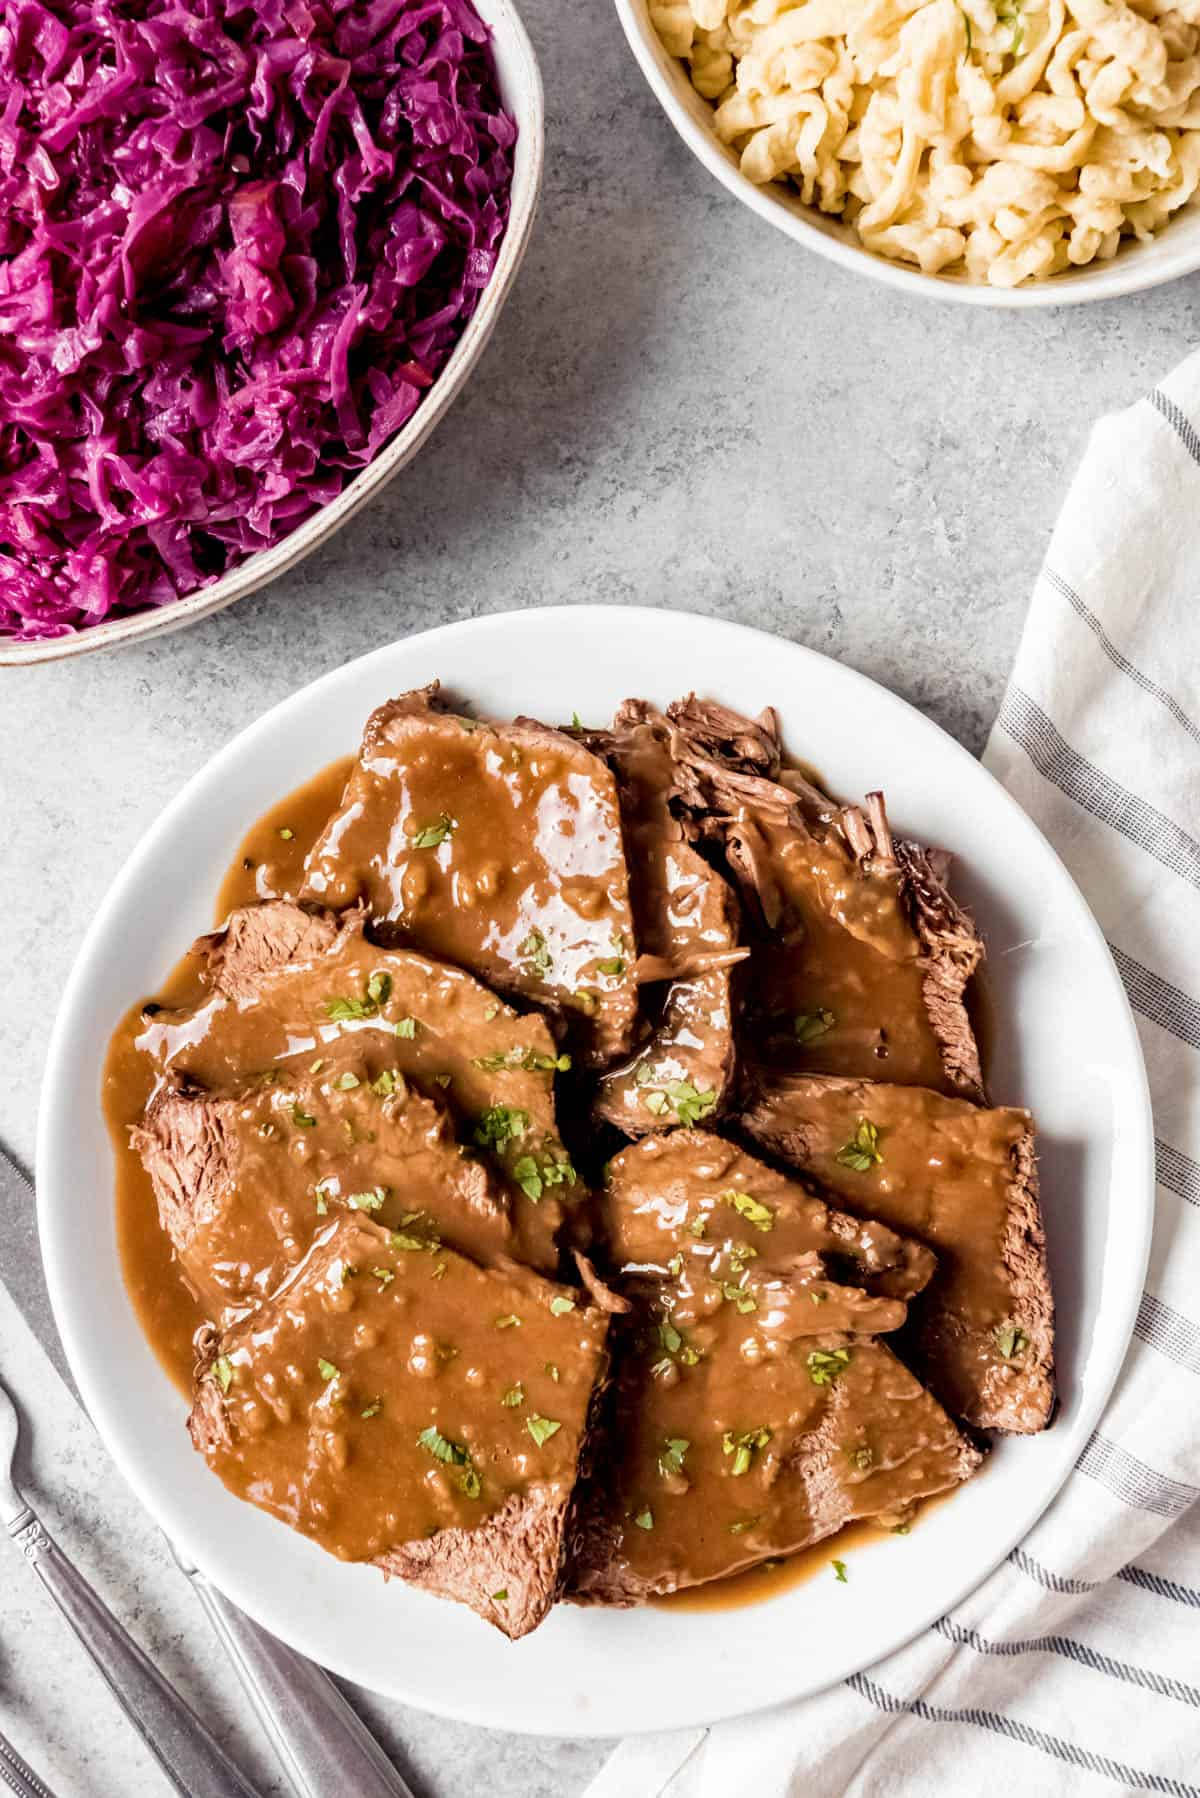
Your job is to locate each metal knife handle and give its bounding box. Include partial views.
[8,1508,264,1798]
[0,1725,57,1798]
[178,1556,414,1798]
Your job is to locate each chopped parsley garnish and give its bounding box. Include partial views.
[494,1314,521,1329]
[511,1150,580,1203]
[794,1008,836,1044]
[810,1289,828,1305]
[491,1588,508,1602]
[836,1116,882,1173]
[994,1322,1029,1359]
[545,1362,560,1381]
[472,1046,571,1073]
[501,1383,525,1408]
[371,1069,398,1097]
[290,1103,317,1128]
[716,1279,757,1314]
[571,711,583,730]
[722,1426,771,1477]
[519,928,553,977]
[807,1347,853,1386]
[411,814,455,850]
[347,1187,387,1213]
[309,1058,324,1073]
[361,1400,383,1419]
[667,1252,683,1278]
[314,1179,332,1216]
[549,1295,575,1316]
[847,1443,874,1471]
[213,1356,233,1393]
[690,1215,707,1239]
[371,1267,394,1287]
[333,1071,360,1091]
[657,1438,689,1479]
[416,1425,480,1496]
[633,1507,654,1531]
[322,993,375,1022]
[366,971,392,1005]
[394,1017,417,1039]
[390,1224,440,1252]
[654,1315,700,1367]
[317,1358,340,1382]
[596,957,625,977]
[473,1105,531,1150]
[728,1516,759,1535]
[832,1559,848,1583]
[277,826,294,840]
[526,1415,562,1448]
[721,1189,774,1232]
[641,1079,716,1126]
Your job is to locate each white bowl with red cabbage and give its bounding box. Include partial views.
[0,0,542,661]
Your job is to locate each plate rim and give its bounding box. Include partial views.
[36,604,1155,1736]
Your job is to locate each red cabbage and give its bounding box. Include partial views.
[0,0,516,641]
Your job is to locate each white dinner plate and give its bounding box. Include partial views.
[38,606,1154,1737]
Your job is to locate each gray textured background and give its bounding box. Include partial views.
[2,0,1198,1790]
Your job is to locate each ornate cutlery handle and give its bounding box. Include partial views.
[8,1507,264,1798]
[175,1549,415,1798]
[0,1724,57,1798]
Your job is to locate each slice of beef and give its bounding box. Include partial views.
[663,696,986,1101]
[132,1063,512,1324]
[138,900,581,1273]
[567,1285,982,1604]
[298,687,639,1068]
[601,1130,937,1308]
[739,1071,1055,1432]
[189,1213,613,1639]
[590,702,745,1136]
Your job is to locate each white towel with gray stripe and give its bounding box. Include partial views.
[583,363,1200,1798]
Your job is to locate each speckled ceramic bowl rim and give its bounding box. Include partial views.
[615,0,1200,308]
[1,0,544,668]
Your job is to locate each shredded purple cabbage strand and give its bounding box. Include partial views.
[0,0,515,641]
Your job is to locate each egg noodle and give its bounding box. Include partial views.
[652,0,1200,285]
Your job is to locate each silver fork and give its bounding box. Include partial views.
[0,1723,57,1798]
[0,1375,265,1798]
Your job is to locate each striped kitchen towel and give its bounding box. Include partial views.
[584,360,1200,1798]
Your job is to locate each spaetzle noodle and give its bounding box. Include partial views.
[651,0,1200,285]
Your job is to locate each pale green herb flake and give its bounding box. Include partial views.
[835,1116,882,1173]
[807,1347,852,1387]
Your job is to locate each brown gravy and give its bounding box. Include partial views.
[105,757,354,1394]
[656,1515,890,1611]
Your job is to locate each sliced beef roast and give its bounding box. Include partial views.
[138,900,580,1271]
[602,1130,937,1308]
[739,1071,1055,1432]
[567,1284,981,1604]
[298,686,639,1067]
[132,1062,513,1323]
[189,1214,614,1640]
[589,702,745,1136]
[664,695,985,1100]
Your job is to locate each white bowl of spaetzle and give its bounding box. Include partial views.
[621,0,1200,300]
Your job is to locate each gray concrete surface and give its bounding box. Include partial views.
[2,0,1198,1790]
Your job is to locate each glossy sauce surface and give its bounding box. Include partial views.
[106,759,354,1390]
[741,1075,1044,1429]
[734,817,949,1090]
[603,1131,937,1306]
[300,695,640,1066]
[571,1289,976,1600]
[193,1214,607,1562]
[594,712,743,1130]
